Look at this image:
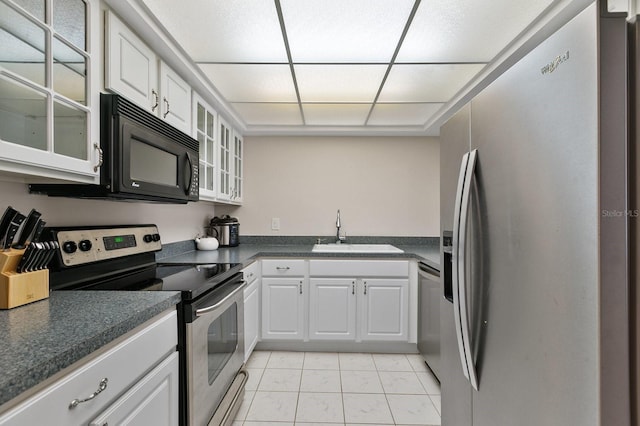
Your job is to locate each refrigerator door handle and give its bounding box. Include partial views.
[452,151,471,382]
[458,148,479,390]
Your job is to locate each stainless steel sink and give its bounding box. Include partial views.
[311,243,404,253]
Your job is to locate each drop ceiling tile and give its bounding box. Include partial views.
[295,65,387,103]
[231,103,303,126]
[396,0,554,62]
[141,0,287,62]
[198,64,297,103]
[303,104,371,126]
[378,64,485,103]
[368,103,444,126]
[280,0,415,62]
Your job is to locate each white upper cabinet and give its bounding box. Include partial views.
[105,10,191,134]
[0,0,100,182]
[217,115,232,201]
[232,130,244,202]
[159,61,191,133]
[105,9,158,112]
[192,93,217,200]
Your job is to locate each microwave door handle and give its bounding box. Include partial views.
[184,153,193,196]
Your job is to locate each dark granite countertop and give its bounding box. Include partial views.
[0,291,181,409]
[159,239,441,271]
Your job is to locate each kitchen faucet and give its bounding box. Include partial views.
[336,209,345,243]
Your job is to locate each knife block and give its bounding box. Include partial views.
[0,250,49,309]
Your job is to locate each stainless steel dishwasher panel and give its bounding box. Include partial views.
[418,261,441,380]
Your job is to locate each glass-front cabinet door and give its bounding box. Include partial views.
[217,115,232,201]
[0,0,98,182]
[192,93,216,200]
[232,131,243,202]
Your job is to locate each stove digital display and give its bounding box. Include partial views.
[103,234,137,250]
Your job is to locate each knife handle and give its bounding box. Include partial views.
[12,210,41,249]
[16,243,35,273]
[31,220,46,243]
[4,213,26,251]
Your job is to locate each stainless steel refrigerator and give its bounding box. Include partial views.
[439,2,637,425]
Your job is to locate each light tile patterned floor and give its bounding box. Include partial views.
[233,351,441,426]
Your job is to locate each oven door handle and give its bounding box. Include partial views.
[195,281,246,317]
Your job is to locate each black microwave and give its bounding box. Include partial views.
[30,94,199,204]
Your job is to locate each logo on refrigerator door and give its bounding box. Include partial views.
[541,51,569,75]
[131,182,140,188]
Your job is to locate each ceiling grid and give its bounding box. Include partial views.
[140,0,558,134]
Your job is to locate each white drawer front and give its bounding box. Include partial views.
[309,260,409,277]
[0,310,178,426]
[262,259,306,276]
[242,261,260,284]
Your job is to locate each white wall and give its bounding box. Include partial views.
[0,180,216,243]
[218,136,440,237]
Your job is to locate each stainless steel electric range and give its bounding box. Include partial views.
[45,224,247,426]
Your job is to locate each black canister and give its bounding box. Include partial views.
[208,215,240,247]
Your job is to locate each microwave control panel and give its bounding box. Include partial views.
[52,225,162,267]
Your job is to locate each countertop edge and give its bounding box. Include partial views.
[0,291,181,409]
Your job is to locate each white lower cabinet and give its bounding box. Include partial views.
[0,310,179,426]
[360,279,409,341]
[258,259,412,344]
[309,260,410,343]
[89,351,179,426]
[309,278,357,340]
[261,277,304,340]
[243,262,261,361]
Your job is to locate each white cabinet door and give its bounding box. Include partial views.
[231,131,243,202]
[193,93,217,200]
[261,278,304,340]
[360,279,409,341]
[244,278,260,361]
[105,10,159,113]
[217,115,232,201]
[159,61,191,134]
[89,352,179,426]
[309,278,356,340]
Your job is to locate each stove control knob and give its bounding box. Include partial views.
[152,233,161,242]
[62,241,77,254]
[143,234,153,243]
[79,239,92,252]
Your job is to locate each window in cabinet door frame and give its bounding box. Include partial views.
[192,92,217,200]
[232,131,243,201]
[0,0,95,173]
[218,114,232,200]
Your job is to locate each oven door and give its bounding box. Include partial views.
[185,280,246,426]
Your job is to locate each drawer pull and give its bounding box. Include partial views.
[69,378,108,409]
[276,266,290,271]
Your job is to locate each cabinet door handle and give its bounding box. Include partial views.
[276,266,290,271]
[69,378,108,409]
[163,97,170,118]
[364,281,367,295]
[93,143,103,172]
[299,282,303,294]
[352,281,355,295]
[151,89,159,111]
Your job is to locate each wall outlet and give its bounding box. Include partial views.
[271,217,280,231]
